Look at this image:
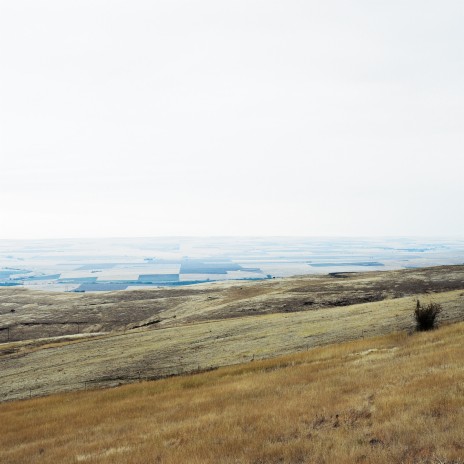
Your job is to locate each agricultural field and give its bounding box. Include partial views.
[1,237,464,291]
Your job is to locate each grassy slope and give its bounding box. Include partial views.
[1,322,463,464]
[2,265,464,342]
[1,289,463,401]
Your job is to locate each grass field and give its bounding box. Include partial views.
[1,288,463,402]
[1,266,463,463]
[2,265,464,343]
[1,322,463,464]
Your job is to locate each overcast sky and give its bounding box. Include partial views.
[0,1,463,239]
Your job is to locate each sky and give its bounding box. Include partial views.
[0,1,463,239]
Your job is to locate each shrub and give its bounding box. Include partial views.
[414,300,442,331]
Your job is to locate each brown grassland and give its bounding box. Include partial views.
[1,321,463,464]
[1,266,464,402]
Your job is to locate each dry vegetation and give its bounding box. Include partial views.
[1,322,463,464]
[2,265,464,343]
[1,266,463,463]
[1,288,463,402]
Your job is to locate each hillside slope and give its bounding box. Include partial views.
[1,322,463,464]
[1,266,463,401]
[1,265,463,342]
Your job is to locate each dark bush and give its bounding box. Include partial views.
[414,300,442,331]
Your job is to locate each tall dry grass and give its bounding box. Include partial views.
[1,322,463,464]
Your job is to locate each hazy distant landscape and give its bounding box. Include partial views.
[1,237,464,292]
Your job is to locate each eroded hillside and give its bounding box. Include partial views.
[0,266,463,402]
[1,265,463,342]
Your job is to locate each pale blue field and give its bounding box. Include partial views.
[0,237,463,292]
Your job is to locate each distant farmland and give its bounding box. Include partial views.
[0,237,463,291]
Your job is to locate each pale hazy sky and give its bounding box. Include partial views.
[0,1,463,239]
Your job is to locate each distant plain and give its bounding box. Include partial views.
[1,237,464,292]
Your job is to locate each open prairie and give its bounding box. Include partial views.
[1,266,463,402]
[1,321,463,464]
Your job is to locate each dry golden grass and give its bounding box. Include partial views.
[1,322,463,464]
